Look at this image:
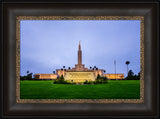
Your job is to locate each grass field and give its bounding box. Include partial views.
[20,80,140,99]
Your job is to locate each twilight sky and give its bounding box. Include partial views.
[20,20,140,77]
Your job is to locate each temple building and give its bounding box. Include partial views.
[103,74,124,79]
[35,41,124,81]
[56,41,104,80]
[34,74,57,79]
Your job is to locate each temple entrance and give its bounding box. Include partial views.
[64,71,96,83]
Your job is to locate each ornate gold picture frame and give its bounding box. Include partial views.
[2,1,158,118]
[16,16,144,103]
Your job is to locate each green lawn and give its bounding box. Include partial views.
[20,80,140,99]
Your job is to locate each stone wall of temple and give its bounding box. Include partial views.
[34,74,57,79]
[93,69,104,77]
[56,68,104,78]
[64,71,96,83]
[103,74,124,79]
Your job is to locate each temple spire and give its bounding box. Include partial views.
[78,40,82,65]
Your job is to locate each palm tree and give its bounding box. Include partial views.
[68,67,71,69]
[125,61,130,76]
[63,66,65,69]
[53,71,55,74]
[27,70,29,74]
[128,70,134,76]
[103,70,106,73]
[90,67,92,69]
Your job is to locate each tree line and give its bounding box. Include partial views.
[125,70,140,80]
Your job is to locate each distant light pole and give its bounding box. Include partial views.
[125,61,130,78]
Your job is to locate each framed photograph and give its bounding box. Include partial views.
[17,16,144,103]
[1,0,159,118]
